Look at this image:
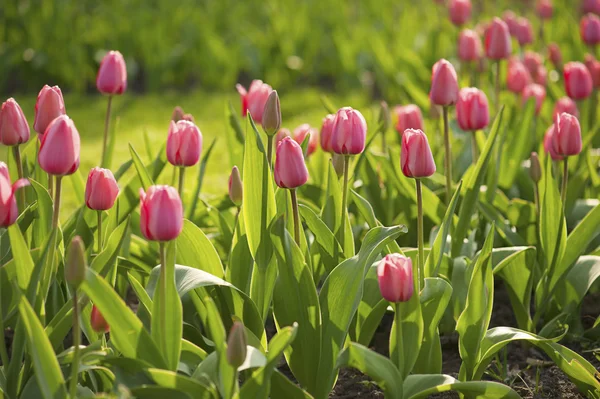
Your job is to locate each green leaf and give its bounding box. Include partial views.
[270,370,315,399]
[403,374,520,399]
[336,342,402,399]
[498,100,535,188]
[187,138,217,220]
[554,256,600,313]
[129,143,155,190]
[299,204,343,259]
[177,220,224,278]
[144,368,218,398]
[452,107,504,257]
[226,101,245,167]
[30,179,53,247]
[90,217,129,283]
[226,209,254,294]
[321,162,354,259]
[7,223,35,290]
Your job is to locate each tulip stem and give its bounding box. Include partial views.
[48,173,54,198]
[69,291,81,398]
[471,131,479,164]
[178,167,185,199]
[52,176,62,229]
[340,155,350,254]
[442,106,452,205]
[393,303,404,377]
[494,61,501,111]
[12,146,26,210]
[267,135,274,168]
[101,96,113,168]
[97,211,103,253]
[416,179,425,290]
[561,158,568,209]
[0,292,9,368]
[290,189,301,246]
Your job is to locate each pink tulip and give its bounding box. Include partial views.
[458,29,483,62]
[430,59,459,106]
[85,167,119,211]
[320,114,336,153]
[456,88,490,131]
[166,120,203,167]
[448,0,471,26]
[91,305,109,333]
[553,97,579,121]
[548,43,563,70]
[515,17,534,46]
[536,0,553,19]
[394,105,424,135]
[275,128,291,146]
[0,98,30,146]
[507,60,533,93]
[581,14,600,46]
[543,125,563,161]
[293,124,319,157]
[583,0,600,15]
[38,115,80,176]
[139,185,183,242]
[523,51,543,78]
[584,54,600,88]
[33,85,65,135]
[502,11,519,36]
[228,166,243,206]
[331,107,367,155]
[235,80,273,124]
[564,62,593,100]
[554,113,582,156]
[96,51,127,95]
[274,137,309,189]
[535,65,548,86]
[377,254,414,303]
[485,17,512,60]
[0,162,29,228]
[521,83,546,115]
[401,129,436,178]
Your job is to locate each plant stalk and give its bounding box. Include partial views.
[52,176,63,229]
[68,291,81,398]
[561,158,568,209]
[97,211,103,253]
[471,131,479,164]
[13,145,26,210]
[393,303,404,377]
[340,155,350,253]
[442,106,452,204]
[48,173,53,198]
[0,291,9,368]
[101,96,113,168]
[266,134,274,168]
[290,189,301,246]
[178,167,185,199]
[494,60,501,111]
[416,179,425,290]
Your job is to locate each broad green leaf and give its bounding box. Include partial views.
[226,208,254,294]
[554,256,600,313]
[356,265,389,346]
[129,144,155,190]
[403,374,520,399]
[498,100,535,188]
[129,386,191,398]
[144,368,218,398]
[270,370,315,399]
[299,204,343,259]
[177,220,224,277]
[336,342,402,399]
[90,217,129,284]
[226,101,245,168]
[7,223,35,290]
[321,162,354,259]
[478,202,527,246]
[30,179,53,247]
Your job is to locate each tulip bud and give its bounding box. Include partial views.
[581,14,600,46]
[401,129,436,178]
[515,17,534,46]
[182,113,195,122]
[275,128,291,146]
[0,162,29,228]
[523,52,543,78]
[293,124,318,157]
[458,29,483,62]
[543,124,563,161]
[394,104,424,135]
[430,59,459,106]
[535,65,548,86]
[553,97,579,121]
[96,50,127,95]
[319,114,336,153]
[33,85,66,135]
[235,80,273,124]
[536,0,553,19]
[85,167,119,211]
[529,152,542,183]
[448,0,471,26]
[331,107,367,155]
[90,305,109,333]
[584,54,600,88]
[166,120,203,167]
[38,115,80,176]
[377,254,414,303]
[548,43,563,70]
[228,166,243,207]
[378,101,391,132]
[521,83,546,115]
[274,137,309,189]
[0,98,30,146]
[564,62,594,100]
[262,91,281,136]
[332,153,345,177]
[456,88,490,131]
[502,11,519,36]
[172,106,185,122]
[226,321,247,368]
[485,17,512,60]
[65,236,87,288]
[139,185,183,241]
[554,113,582,156]
[507,60,533,93]
[583,0,600,15]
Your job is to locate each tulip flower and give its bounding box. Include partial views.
[515,17,534,47]
[456,88,489,162]
[458,29,483,62]
[507,60,532,93]
[583,0,600,15]
[529,152,542,184]
[581,14,600,46]
[502,11,519,37]
[320,114,335,153]
[139,185,183,242]
[401,129,436,179]
[166,120,203,197]
[377,254,414,303]
[85,167,119,252]
[293,124,319,157]
[0,98,29,147]
[0,162,29,228]
[553,97,579,121]
[584,54,600,88]
[33,85,65,135]
[536,0,553,19]
[227,321,248,368]
[228,166,243,207]
[521,83,546,115]
[543,124,563,161]
[275,128,291,146]
[523,51,543,78]
[564,62,593,100]
[548,43,563,70]
[235,79,273,124]
[485,17,512,60]
[554,113,582,205]
[448,0,471,26]
[535,65,548,87]
[262,90,281,137]
[394,105,424,136]
[274,137,308,244]
[90,305,109,333]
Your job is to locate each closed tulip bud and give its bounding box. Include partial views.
[581,14,600,45]
[521,84,546,115]
[401,129,436,178]
[235,80,273,124]
[96,51,127,95]
[529,152,542,183]
[38,115,80,176]
[65,236,86,288]
[485,18,512,60]
[274,137,309,189]
[171,106,185,122]
[85,167,119,211]
[507,60,532,93]
[394,105,424,135]
[523,52,543,78]
[430,59,459,106]
[332,153,345,177]
[33,85,65,135]
[502,11,519,36]
[448,0,471,26]
[275,128,291,146]
[139,185,183,242]
[553,97,579,121]
[548,43,563,70]
[543,125,563,161]
[584,54,600,88]
[377,254,414,303]
[182,113,195,122]
[319,115,336,153]
[378,101,391,132]
[536,0,553,19]
[458,29,483,62]
[262,90,281,136]
[535,65,548,86]
[0,162,29,228]
[226,321,247,368]
[293,124,318,157]
[90,305,109,333]
[554,113,582,156]
[331,107,367,155]
[166,120,203,167]
[564,62,593,100]
[456,88,490,131]
[228,166,243,207]
[516,17,534,46]
[583,0,600,15]
[0,98,30,146]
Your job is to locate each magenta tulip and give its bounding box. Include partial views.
[85,167,119,211]
[583,0,600,15]
[448,0,471,26]
[521,83,546,115]
[502,11,519,36]
[553,97,579,121]
[96,51,127,95]
[515,17,534,46]
[33,85,65,135]
[139,185,183,242]
[401,129,436,178]
[377,254,414,303]
[564,62,594,100]
[293,124,319,157]
[584,54,600,88]
[331,107,367,155]
[581,14,600,46]
[166,120,203,167]
[458,29,483,62]
[275,128,292,146]
[544,125,563,161]
[274,137,309,189]
[456,88,490,131]
[0,98,30,146]
[235,80,273,124]
[320,114,336,153]
[554,113,582,156]
[485,17,512,60]
[536,0,553,19]
[0,162,29,228]
[395,105,424,135]
[430,59,459,106]
[38,115,80,176]
[548,43,563,70]
[507,60,533,93]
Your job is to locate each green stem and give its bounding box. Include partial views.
[494,60,501,111]
[416,179,425,290]
[0,289,9,368]
[101,96,113,168]
[442,106,452,205]
[13,146,25,210]
[178,167,185,199]
[471,131,479,164]
[48,173,53,198]
[393,303,404,377]
[561,158,568,209]
[381,127,387,152]
[266,134,274,168]
[97,211,103,253]
[533,183,540,221]
[290,189,301,246]
[340,155,350,254]
[52,176,62,229]
[68,291,81,398]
